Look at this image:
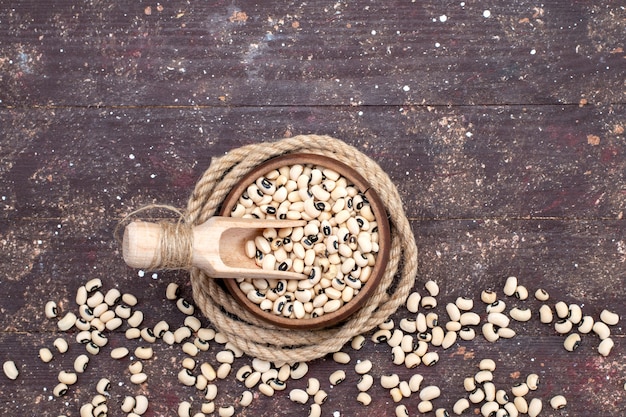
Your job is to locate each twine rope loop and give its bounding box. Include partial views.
[184,135,418,363]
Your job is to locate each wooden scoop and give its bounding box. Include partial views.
[123,217,308,280]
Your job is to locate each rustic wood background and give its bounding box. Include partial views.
[1,1,624,416]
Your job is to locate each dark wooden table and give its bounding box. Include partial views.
[1,1,624,416]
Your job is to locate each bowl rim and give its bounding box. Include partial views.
[218,152,391,330]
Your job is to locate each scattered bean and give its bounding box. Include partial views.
[3,360,19,380]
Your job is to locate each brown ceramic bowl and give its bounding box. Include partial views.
[218,153,391,330]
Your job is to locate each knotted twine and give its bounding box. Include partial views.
[183,135,418,363]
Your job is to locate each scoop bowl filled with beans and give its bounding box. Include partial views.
[219,153,391,329]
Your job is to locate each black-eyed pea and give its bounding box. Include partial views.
[178,401,191,417]
[86,291,104,308]
[105,317,123,331]
[236,365,252,382]
[178,369,196,386]
[463,377,476,392]
[475,370,493,384]
[201,402,215,414]
[181,357,195,370]
[39,348,53,363]
[426,312,439,328]
[415,340,429,356]
[53,382,68,397]
[73,354,89,373]
[514,285,528,300]
[453,398,470,415]
[398,381,411,398]
[216,350,234,364]
[58,313,77,331]
[526,373,539,390]
[481,290,497,304]
[554,319,573,334]
[329,369,346,385]
[135,346,153,360]
[598,337,614,356]
[539,304,553,324]
[567,303,583,324]
[176,298,195,315]
[510,307,532,322]
[3,360,19,380]
[290,361,308,380]
[418,400,433,413]
[495,409,508,417]
[121,396,136,413]
[127,311,144,328]
[409,374,423,392]
[314,389,328,405]
[504,402,519,417]
[355,359,372,374]
[405,353,421,368]
[503,276,517,296]
[392,346,405,365]
[195,374,208,391]
[305,377,320,395]
[333,351,350,364]
[80,404,94,417]
[459,326,475,341]
[289,388,309,404]
[528,398,542,417]
[381,374,400,389]
[421,296,437,310]
[534,288,549,301]
[486,300,506,314]
[600,309,619,326]
[511,382,529,397]
[481,401,499,417]
[133,395,148,415]
[578,315,594,333]
[488,312,510,328]
[166,283,180,300]
[58,371,77,385]
[419,385,441,401]
[406,292,421,313]
[111,347,129,359]
[446,321,462,332]
[455,296,473,311]
[460,312,480,326]
[554,301,568,319]
[425,280,439,297]
[564,333,581,352]
[514,396,528,413]
[45,301,58,318]
[496,389,509,405]
[174,326,192,343]
[496,328,514,339]
[358,392,372,406]
[204,384,218,401]
[593,321,611,340]
[395,404,409,416]
[483,382,496,401]
[390,387,403,403]
[244,371,261,389]
[441,330,457,349]
[479,358,496,371]
[309,403,322,417]
[446,303,461,322]
[75,318,91,331]
[128,361,143,375]
[550,394,567,410]
[217,363,231,379]
[76,330,91,344]
[422,351,439,366]
[435,408,450,417]
[260,369,278,384]
[239,390,253,407]
[357,374,374,392]
[469,388,485,403]
[258,382,274,397]
[130,372,148,385]
[85,342,100,355]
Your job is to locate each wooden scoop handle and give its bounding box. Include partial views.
[123,221,188,270]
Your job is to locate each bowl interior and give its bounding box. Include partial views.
[218,153,391,330]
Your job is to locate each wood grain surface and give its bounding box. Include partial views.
[1,1,624,416]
